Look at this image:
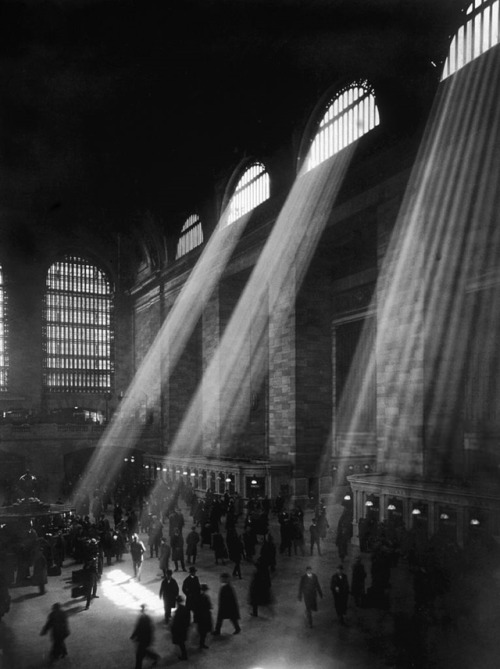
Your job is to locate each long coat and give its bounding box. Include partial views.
[330,572,349,615]
[171,604,190,644]
[249,563,273,607]
[298,573,323,611]
[182,574,201,611]
[159,577,179,610]
[217,582,240,620]
[194,592,213,634]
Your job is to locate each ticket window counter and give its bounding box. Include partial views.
[438,508,458,543]
[246,476,265,499]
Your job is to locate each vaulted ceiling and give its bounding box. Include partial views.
[0,0,466,254]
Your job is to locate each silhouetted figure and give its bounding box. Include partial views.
[130,604,160,669]
[213,573,241,635]
[40,602,69,660]
[159,570,179,623]
[298,565,323,628]
[330,565,349,624]
[171,595,190,660]
[194,583,213,649]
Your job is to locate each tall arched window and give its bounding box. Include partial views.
[442,0,499,80]
[305,81,379,173]
[226,162,270,225]
[176,214,203,259]
[0,266,8,391]
[43,255,114,392]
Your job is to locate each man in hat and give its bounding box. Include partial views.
[330,564,349,624]
[159,569,179,623]
[130,604,160,669]
[182,565,201,621]
[298,565,323,628]
[171,595,190,660]
[213,572,241,635]
[194,583,213,650]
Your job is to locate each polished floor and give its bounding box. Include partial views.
[1,503,497,669]
[0,503,396,669]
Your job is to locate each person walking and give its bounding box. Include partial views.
[130,533,147,581]
[159,569,179,623]
[185,526,200,565]
[194,583,213,649]
[158,537,171,577]
[32,547,48,595]
[249,559,274,617]
[298,565,323,628]
[213,572,241,635]
[130,604,160,669]
[227,527,244,579]
[82,556,99,610]
[330,564,349,625]
[40,602,69,660]
[309,518,322,556]
[182,566,201,621]
[351,556,367,607]
[171,528,186,572]
[171,595,190,660]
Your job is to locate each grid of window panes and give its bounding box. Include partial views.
[43,256,113,392]
[442,0,499,80]
[176,214,203,259]
[305,83,379,172]
[227,162,270,225]
[0,267,8,390]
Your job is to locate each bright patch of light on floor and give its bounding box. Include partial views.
[100,568,163,615]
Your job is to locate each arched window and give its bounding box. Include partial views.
[176,214,203,259]
[0,266,8,391]
[227,162,270,225]
[43,255,114,392]
[442,0,499,80]
[305,81,379,173]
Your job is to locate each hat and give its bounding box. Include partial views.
[189,566,197,573]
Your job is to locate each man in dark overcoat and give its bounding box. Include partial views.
[159,569,179,623]
[193,583,213,649]
[182,566,201,620]
[171,595,190,660]
[213,572,241,635]
[40,602,69,660]
[330,564,349,624]
[298,565,323,627]
[130,604,160,669]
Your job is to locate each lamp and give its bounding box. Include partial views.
[365,500,373,508]
[440,513,449,520]
[387,504,396,511]
[470,518,480,526]
[411,508,421,516]
[343,494,351,502]
[225,477,232,483]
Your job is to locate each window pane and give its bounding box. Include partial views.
[43,256,114,392]
[305,82,379,173]
[226,162,270,225]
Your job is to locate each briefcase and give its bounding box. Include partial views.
[71,585,86,598]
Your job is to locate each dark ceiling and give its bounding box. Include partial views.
[0,0,464,245]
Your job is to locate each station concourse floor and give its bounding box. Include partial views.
[1,505,395,669]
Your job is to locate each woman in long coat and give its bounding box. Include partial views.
[193,584,213,649]
[32,549,48,595]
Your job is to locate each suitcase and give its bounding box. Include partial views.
[72,569,84,583]
[71,585,86,599]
